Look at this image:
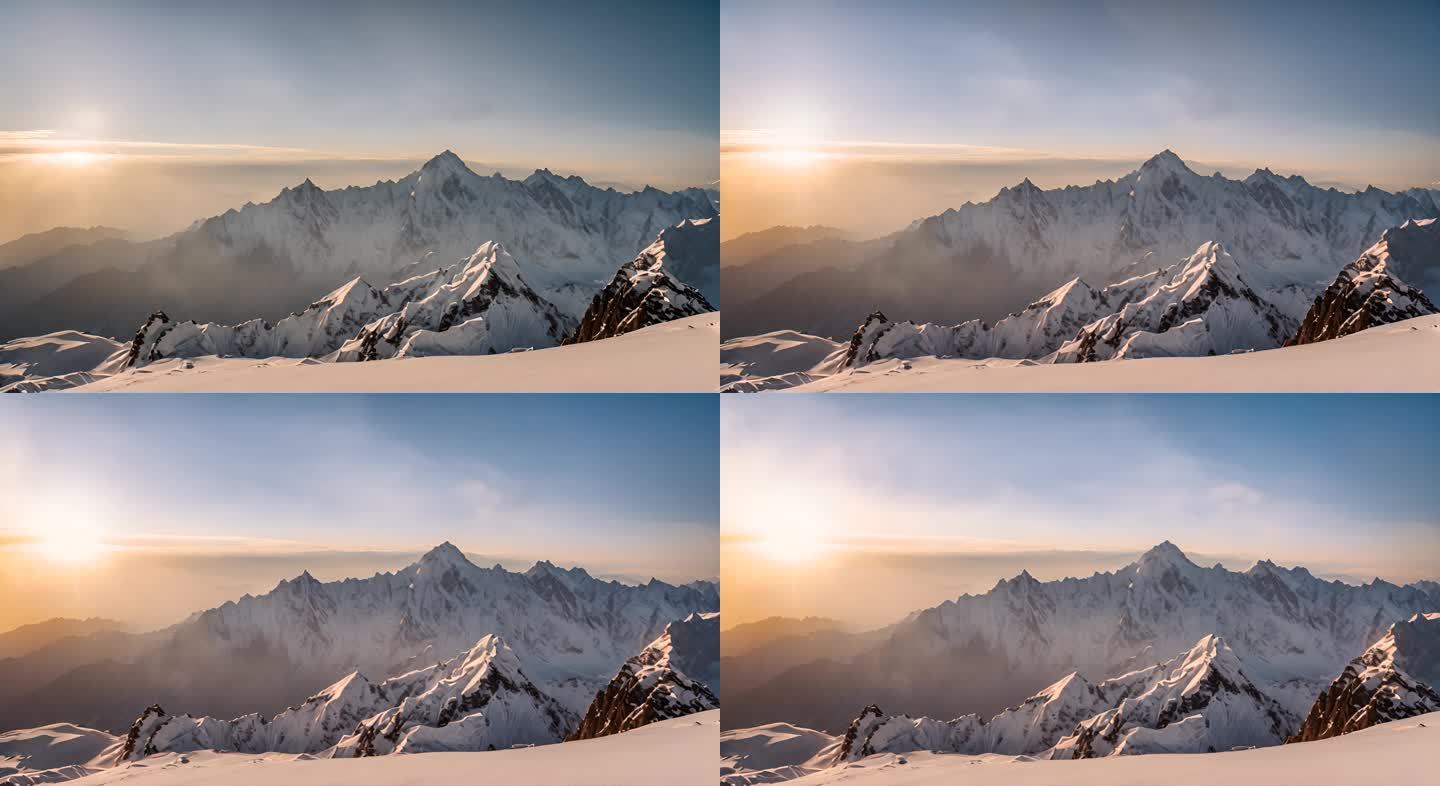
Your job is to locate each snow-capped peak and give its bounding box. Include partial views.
[417,149,469,176]
[1133,149,1195,181]
[416,542,470,569]
[1132,540,1195,572]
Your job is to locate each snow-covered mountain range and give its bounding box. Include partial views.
[724,543,1439,735]
[724,150,1439,366]
[0,544,717,735]
[0,151,717,344]
[810,216,1437,374]
[570,612,719,740]
[4,216,720,390]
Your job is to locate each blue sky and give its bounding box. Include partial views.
[722,394,1440,625]
[0,394,718,628]
[0,0,719,239]
[721,0,1440,238]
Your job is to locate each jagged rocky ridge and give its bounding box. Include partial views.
[1288,218,1439,346]
[566,218,718,344]
[836,634,1297,761]
[119,634,577,760]
[1287,613,1440,743]
[119,241,571,368]
[569,612,719,740]
[841,240,1303,368]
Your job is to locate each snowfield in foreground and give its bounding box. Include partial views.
[727,315,1439,392]
[765,712,1433,786]
[53,711,717,786]
[57,313,717,393]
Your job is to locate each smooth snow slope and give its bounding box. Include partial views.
[778,712,1433,786]
[773,315,1440,392]
[65,313,718,392]
[56,711,717,786]
[0,724,119,784]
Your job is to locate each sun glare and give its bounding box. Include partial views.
[34,151,105,167]
[27,525,111,565]
[751,529,834,563]
[757,146,828,169]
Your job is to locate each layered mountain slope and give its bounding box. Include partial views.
[0,152,716,340]
[569,613,719,740]
[0,226,127,270]
[726,543,1440,734]
[566,218,718,344]
[119,635,576,760]
[1289,218,1439,345]
[732,150,1439,340]
[3,545,717,734]
[1288,612,1440,743]
[118,242,570,368]
[0,619,127,661]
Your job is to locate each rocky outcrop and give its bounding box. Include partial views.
[566,219,717,345]
[568,613,719,740]
[1287,612,1440,743]
[1287,219,1439,346]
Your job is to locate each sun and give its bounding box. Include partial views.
[27,526,111,564]
[34,151,105,167]
[757,145,828,170]
[751,530,834,563]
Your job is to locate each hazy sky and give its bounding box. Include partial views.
[0,394,719,631]
[0,0,719,242]
[721,0,1440,239]
[722,395,1440,628]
